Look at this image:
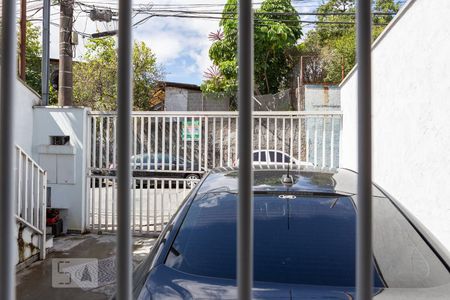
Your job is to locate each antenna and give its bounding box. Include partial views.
[282,139,294,186]
[287,159,290,178]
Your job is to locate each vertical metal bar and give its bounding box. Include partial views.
[162,117,166,171]
[237,0,254,299]
[274,118,277,154]
[98,176,102,231]
[106,117,110,169]
[17,150,22,216]
[298,117,301,162]
[147,117,151,170]
[198,117,202,171]
[330,117,335,168]
[36,167,40,228]
[30,162,34,225]
[99,117,104,169]
[41,0,51,105]
[133,117,137,166]
[168,180,172,220]
[235,117,239,164]
[322,117,326,168]
[113,116,117,168]
[155,116,159,167]
[306,118,310,163]
[204,117,209,170]
[93,117,97,169]
[24,159,29,220]
[153,180,157,233]
[116,0,133,296]
[356,0,373,299]
[146,179,150,233]
[227,117,231,166]
[290,117,294,162]
[139,178,143,233]
[282,118,286,163]
[183,117,187,171]
[176,117,180,171]
[314,118,318,166]
[220,118,223,167]
[0,0,17,296]
[258,118,262,154]
[40,172,48,260]
[140,117,144,170]
[212,117,216,168]
[132,179,135,232]
[86,116,92,230]
[105,176,109,231]
[191,117,194,172]
[266,117,269,151]
[112,177,115,231]
[161,180,165,230]
[169,117,173,170]
[90,178,95,230]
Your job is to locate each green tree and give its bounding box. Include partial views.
[298,0,400,83]
[202,0,302,99]
[17,22,42,93]
[73,37,163,110]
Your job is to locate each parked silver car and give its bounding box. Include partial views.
[234,149,314,167]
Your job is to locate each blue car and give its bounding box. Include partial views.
[132,167,450,299]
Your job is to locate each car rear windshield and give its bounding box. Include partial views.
[165,192,384,287]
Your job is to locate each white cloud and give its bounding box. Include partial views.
[30,0,321,83]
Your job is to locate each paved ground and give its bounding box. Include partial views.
[16,234,156,300]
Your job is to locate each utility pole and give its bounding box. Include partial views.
[42,0,51,105]
[58,0,74,106]
[19,0,27,80]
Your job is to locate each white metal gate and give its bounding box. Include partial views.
[87,111,342,234]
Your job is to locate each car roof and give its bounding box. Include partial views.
[203,166,384,196]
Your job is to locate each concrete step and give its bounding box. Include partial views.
[45,234,54,249]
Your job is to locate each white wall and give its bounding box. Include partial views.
[340,0,450,249]
[14,78,41,153]
[305,85,341,111]
[32,107,89,232]
[0,69,41,153]
[165,87,188,111]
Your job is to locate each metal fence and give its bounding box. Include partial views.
[87,111,342,234]
[88,111,342,173]
[15,146,48,260]
[88,176,198,234]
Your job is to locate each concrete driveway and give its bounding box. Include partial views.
[16,234,156,300]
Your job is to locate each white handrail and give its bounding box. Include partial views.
[16,145,46,173]
[15,215,43,235]
[15,145,48,260]
[89,110,343,117]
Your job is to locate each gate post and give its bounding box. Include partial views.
[32,107,90,234]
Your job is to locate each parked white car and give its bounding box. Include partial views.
[234,150,313,167]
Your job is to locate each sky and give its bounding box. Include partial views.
[23,0,403,85]
[21,0,323,85]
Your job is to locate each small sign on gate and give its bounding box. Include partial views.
[182,120,201,141]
